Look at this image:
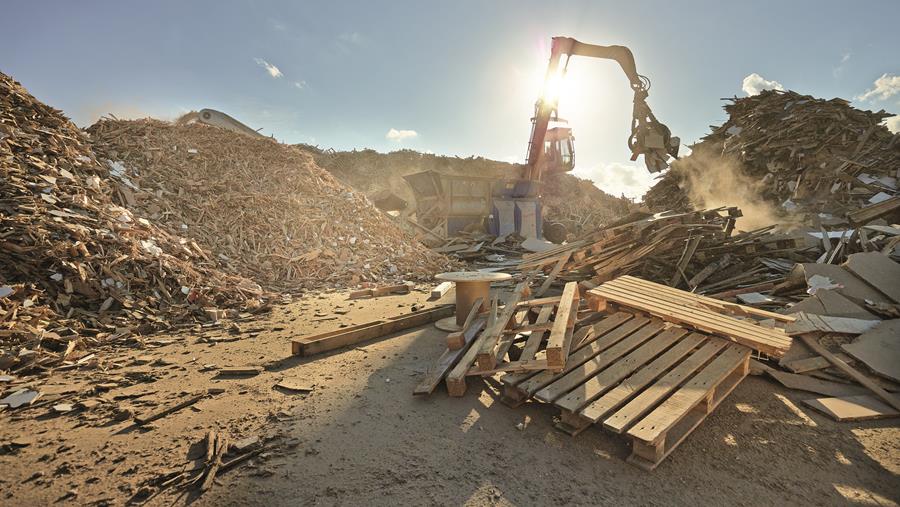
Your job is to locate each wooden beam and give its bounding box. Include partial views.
[291,305,454,356]
[414,318,486,395]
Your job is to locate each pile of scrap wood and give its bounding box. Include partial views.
[414,275,797,469]
[0,72,267,376]
[88,119,454,291]
[518,207,821,297]
[644,89,900,217]
[757,251,900,421]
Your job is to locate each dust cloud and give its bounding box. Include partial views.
[673,150,796,231]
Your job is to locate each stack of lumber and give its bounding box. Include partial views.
[644,89,900,217]
[88,119,454,291]
[298,146,633,238]
[0,72,266,375]
[518,207,818,296]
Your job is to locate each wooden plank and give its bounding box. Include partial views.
[536,320,667,403]
[446,328,491,397]
[581,333,707,423]
[603,339,728,434]
[782,353,854,374]
[588,283,790,356]
[802,394,900,421]
[348,283,410,299]
[534,250,572,297]
[844,252,900,303]
[413,318,486,395]
[766,370,870,398]
[628,344,750,444]
[430,281,453,299]
[476,282,528,370]
[545,282,580,369]
[514,316,651,397]
[446,297,483,350]
[517,296,561,307]
[555,327,690,412]
[798,334,900,412]
[520,305,555,361]
[841,320,900,383]
[291,305,454,356]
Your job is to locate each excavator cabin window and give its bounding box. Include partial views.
[543,138,574,173]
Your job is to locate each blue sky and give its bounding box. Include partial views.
[3,1,898,198]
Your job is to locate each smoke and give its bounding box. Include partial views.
[672,149,794,231]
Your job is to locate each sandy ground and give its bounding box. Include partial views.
[1,288,898,506]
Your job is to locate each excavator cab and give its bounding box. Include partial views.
[542,126,575,174]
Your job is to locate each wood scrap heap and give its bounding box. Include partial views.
[644,89,900,216]
[0,72,267,374]
[519,207,819,296]
[88,120,454,290]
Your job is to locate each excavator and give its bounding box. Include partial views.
[524,36,679,180]
[491,36,679,241]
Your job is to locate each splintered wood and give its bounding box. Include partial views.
[499,311,751,470]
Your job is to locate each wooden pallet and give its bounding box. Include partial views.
[500,311,751,470]
[586,275,791,357]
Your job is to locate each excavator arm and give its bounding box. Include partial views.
[525,36,679,181]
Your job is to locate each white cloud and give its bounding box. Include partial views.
[742,73,784,96]
[386,128,418,142]
[573,162,656,200]
[885,116,900,134]
[254,58,283,78]
[856,73,900,102]
[293,80,307,90]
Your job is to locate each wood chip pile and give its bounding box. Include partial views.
[88,121,454,290]
[299,146,633,237]
[0,73,267,373]
[644,89,900,215]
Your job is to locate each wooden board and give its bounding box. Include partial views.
[587,276,791,357]
[476,282,528,370]
[545,282,579,369]
[766,370,870,398]
[802,394,900,421]
[291,305,454,356]
[841,320,900,383]
[844,252,900,303]
[413,318,486,395]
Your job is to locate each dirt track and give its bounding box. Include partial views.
[1,289,898,506]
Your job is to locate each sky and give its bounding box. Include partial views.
[3,1,899,199]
